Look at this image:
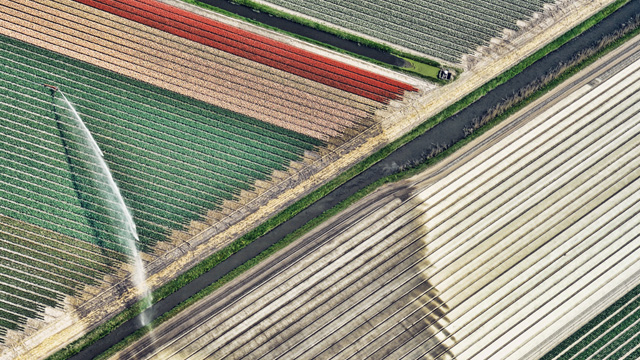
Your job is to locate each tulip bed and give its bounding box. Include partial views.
[0,33,324,340]
[0,215,112,341]
[255,0,553,62]
[72,0,417,103]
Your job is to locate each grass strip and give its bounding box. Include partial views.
[47,1,633,359]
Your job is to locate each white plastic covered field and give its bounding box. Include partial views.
[115,53,640,360]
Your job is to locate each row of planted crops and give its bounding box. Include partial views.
[541,62,640,353]
[256,0,554,62]
[543,282,640,360]
[0,0,412,141]
[0,32,323,341]
[0,214,125,340]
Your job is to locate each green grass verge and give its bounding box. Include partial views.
[179,0,443,81]
[403,57,442,78]
[47,0,632,358]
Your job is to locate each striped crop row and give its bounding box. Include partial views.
[1,0,388,141]
[257,0,553,62]
[0,31,321,343]
[72,0,417,103]
[0,215,124,342]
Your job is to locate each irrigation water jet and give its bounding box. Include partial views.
[53,88,153,328]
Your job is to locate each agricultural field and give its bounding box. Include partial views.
[0,30,322,340]
[0,0,422,355]
[0,0,624,357]
[115,39,640,359]
[542,282,640,360]
[250,0,554,62]
[0,0,419,142]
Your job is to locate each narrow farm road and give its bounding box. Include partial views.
[70,2,640,359]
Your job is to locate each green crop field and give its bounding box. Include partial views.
[0,33,322,341]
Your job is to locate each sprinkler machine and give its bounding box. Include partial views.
[42,83,59,92]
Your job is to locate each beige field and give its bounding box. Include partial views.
[113,35,640,360]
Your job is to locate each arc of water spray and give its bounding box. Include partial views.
[47,85,138,239]
[48,85,151,326]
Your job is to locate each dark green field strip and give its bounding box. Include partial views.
[0,293,42,314]
[0,317,21,332]
[0,136,172,252]
[0,248,95,286]
[0,37,322,149]
[0,237,102,279]
[0,67,278,184]
[86,126,262,190]
[0,199,138,254]
[93,127,271,182]
[2,97,289,220]
[0,272,65,301]
[0,265,75,297]
[595,319,640,359]
[0,33,319,257]
[0,200,128,254]
[0,186,98,242]
[0,300,41,321]
[0,212,127,264]
[0,144,124,223]
[0,310,25,328]
[0,229,113,274]
[620,333,640,359]
[0,284,56,309]
[624,345,640,359]
[544,283,640,360]
[3,89,280,246]
[1,116,220,231]
[0,327,6,342]
[0,156,150,249]
[68,88,304,165]
[0,259,81,291]
[0,172,146,251]
[2,95,222,240]
[0,48,316,165]
[0,223,117,272]
[572,307,640,360]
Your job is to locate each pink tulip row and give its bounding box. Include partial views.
[74,0,418,103]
